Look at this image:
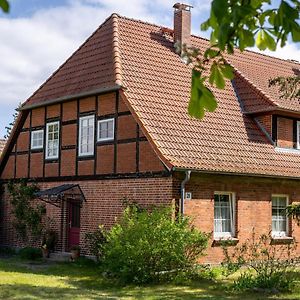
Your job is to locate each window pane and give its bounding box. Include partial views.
[46,122,59,159]
[272,196,288,236]
[98,119,114,141]
[214,193,234,236]
[79,116,94,156]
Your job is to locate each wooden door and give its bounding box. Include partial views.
[68,202,80,248]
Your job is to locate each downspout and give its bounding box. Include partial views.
[180,170,191,215]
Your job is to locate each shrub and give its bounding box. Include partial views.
[101,205,209,284]
[85,226,107,261]
[222,231,299,292]
[19,247,42,260]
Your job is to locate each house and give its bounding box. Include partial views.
[0,139,5,156]
[0,3,299,263]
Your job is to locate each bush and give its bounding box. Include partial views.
[222,231,299,292]
[19,247,42,260]
[101,205,209,284]
[85,226,107,261]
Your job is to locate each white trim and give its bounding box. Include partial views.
[97,118,115,142]
[297,121,300,149]
[213,192,236,239]
[31,129,44,150]
[271,194,289,238]
[78,115,95,157]
[45,121,59,160]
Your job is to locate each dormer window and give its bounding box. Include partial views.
[297,121,300,149]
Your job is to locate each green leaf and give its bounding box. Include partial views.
[291,24,300,42]
[209,63,226,89]
[211,0,228,22]
[0,0,9,12]
[220,64,234,80]
[263,30,276,51]
[189,69,218,119]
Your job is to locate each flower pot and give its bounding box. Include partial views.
[42,248,50,259]
[70,249,80,260]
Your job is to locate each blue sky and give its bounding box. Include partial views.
[0,0,299,138]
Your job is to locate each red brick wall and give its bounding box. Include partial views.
[0,177,174,254]
[277,117,294,148]
[175,173,300,263]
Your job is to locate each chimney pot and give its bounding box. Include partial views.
[173,3,192,52]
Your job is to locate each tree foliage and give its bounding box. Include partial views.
[181,0,300,119]
[0,0,9,13]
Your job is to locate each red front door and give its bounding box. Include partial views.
[68,202,80,249]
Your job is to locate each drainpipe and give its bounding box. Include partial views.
[180,170,191,215]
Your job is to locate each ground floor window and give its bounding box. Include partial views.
[214,192,235,239]
[272,195,288,237]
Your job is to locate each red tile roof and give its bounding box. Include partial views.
[15,15,300,178]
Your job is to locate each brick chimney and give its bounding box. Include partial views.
[173,3,192,50]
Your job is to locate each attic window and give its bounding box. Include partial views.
[46,121,59,160]
[31,129,44,150]
[98,118,114,142]
[79,115,95,156]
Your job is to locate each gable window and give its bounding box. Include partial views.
[46,121,59,160]
[31,129,44,150]
[97,118,114,142]
[272,195,288,237]
[214,192,235,238]
[79,115,95,156]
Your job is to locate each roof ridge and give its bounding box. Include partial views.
[111,14,123,86]
[22,14,116,108]
[118,14,299,66]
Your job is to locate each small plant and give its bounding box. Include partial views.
[70,245,81,261]
[85,226,107,262]
[222,230,299,292]
[8,179,46,242]
[101,204,209,284]
[19,247,42,260]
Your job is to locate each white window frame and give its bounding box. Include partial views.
[272,194,289,238]
[31,129,44,150]
[297,121,300,149]
[78,115,95,157]
[97,118,115,142]
[45,121,60,160]
[214,192,236,239]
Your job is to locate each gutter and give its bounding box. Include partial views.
[20,85,122,111]
[180,170,191,215]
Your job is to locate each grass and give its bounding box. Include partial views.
[0,257,299,299]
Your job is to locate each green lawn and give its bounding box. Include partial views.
[0,257,299,299]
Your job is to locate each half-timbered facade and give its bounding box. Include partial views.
[1,4,300,263]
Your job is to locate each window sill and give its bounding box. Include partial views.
[271,237,294,245]
[212,237,239,247]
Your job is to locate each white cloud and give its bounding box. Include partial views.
[260,43,300,62]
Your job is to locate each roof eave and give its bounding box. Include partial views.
[172,166,300,181]
[20,85,123,111]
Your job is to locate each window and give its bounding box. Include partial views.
[79,115,95,156]
[214,192,235,238]
[46,121,59,159]
[97,118,114,142]
[31,129,44,150]
[272,195,288,237]
[297,121,300,149]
